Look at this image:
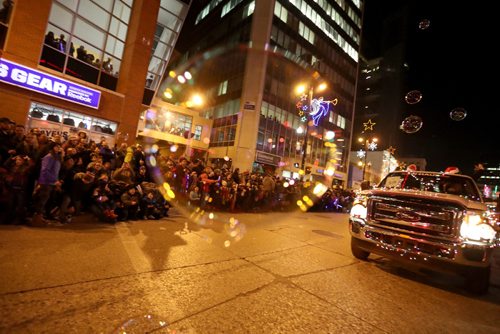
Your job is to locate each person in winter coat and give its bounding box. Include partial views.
[112,161,135,185]
[91,174,117,222]
[118,185,140,220]
[31,141,63,226]
[140,191,161,220]
[1,155,32,224]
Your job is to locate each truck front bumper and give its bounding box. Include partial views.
[349,219,495,274]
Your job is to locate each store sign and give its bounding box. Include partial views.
[255,151,281,166]
[0,58,101,109]
[243,101,255,111]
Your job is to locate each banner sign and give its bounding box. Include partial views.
[0,58,101,109]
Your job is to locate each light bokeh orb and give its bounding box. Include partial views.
[404,90,422,104]
[400,115,423,134]
[449,107,467,121]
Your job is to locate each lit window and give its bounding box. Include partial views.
[218,80,228,96]
[194,125,203,140]
[40,0,134,90]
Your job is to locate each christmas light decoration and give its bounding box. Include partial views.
[296,94,338,126]
[363,119,376,131]
[356,149,366,159]
[368,141,378,151]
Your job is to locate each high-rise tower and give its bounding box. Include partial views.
[163,0,363,186]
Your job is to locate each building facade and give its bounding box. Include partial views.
[162,0,363,185]
[0,0,198,152]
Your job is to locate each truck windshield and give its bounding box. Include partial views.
[378,172,482,202]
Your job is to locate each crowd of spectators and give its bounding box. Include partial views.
[0,117,355,227]
[44,30,115,75]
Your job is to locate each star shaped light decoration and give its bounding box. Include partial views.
[368,141,378,151]
[387,146,396,155]
[356,149,366,159]
[363,119,376,131]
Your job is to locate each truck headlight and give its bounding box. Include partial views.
[460,211,496,242]
[350,203,367,220]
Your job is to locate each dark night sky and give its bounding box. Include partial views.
[361,0,498,175]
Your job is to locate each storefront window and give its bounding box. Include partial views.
[0,0,14,49]
[143,108,193,139]
[40,0,133,91]
[28,102,118,146]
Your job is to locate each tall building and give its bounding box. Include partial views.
[162,0,363,186]
[349,3,411,181]
[0,0,193,149]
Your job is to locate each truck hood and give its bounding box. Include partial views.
[362,188,487,211]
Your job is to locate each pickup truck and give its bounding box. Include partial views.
[349,170,499,294]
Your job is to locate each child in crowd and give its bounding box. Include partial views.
[91,174,117,222]
[117,185,140,221]
[141,191,161,220]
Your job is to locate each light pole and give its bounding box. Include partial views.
[300,86,313,173]
[295,82,328,178]
[358,137,377,181]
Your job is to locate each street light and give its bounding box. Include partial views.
[358,136,378,181]
[295,82,327,177]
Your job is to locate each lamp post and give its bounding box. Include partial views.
[358,137,377,181]
[295,82,328,177]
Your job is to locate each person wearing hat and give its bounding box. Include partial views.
[31,141,63,226]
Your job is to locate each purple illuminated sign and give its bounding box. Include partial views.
[0,58,101,109]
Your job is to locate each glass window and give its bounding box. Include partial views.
[148,56,165,74]
[40,0,133,90]
[57,0,78,11]
[105,35,124,58]
[78,0,109,30]
[146,0,189,91]
[49,2,74,31]
[153,40,169,59]
[194,125,203,140]
[161,0,185,16]
[113,1,131,23]
[97,0,113,11]
[158,8,181,31]
[74,18,106,49]
[109,17,128,40]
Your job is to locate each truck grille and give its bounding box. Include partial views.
[368,196,463,238]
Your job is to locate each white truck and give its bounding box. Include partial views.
[349,170,499,294]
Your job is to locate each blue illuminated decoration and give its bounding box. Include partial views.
[296,95,338,126]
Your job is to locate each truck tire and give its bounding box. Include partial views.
[351,237,370,260]
[465,266,490,295]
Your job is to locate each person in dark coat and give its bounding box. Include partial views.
[118,186,140,220]
[1,155,32,224]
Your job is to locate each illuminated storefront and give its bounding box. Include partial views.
[136,98,212,160]
[0,0,191,147]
